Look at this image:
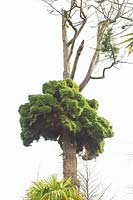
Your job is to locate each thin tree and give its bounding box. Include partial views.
[18,0,133,187]
[78,162,115,200]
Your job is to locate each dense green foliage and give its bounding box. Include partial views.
[19,78,114,160]
[24,175,82,200]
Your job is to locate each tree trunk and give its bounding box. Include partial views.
[62,132,79,187]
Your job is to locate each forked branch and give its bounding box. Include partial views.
[67,1,87,62]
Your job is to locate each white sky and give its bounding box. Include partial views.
[0,0,133,199]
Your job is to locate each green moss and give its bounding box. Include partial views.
[18,78,114,160]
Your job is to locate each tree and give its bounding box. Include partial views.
[19,78,114,186]
[78,162,114,200]
[42,0,133,88]
[24,175,82,200]
[18,0,133,187]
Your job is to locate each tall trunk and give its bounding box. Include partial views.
[61,10,79,188]
[62,132,79,187]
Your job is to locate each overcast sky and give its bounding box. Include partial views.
[0,0,133,199]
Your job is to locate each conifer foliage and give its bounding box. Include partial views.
[19,78,114,160]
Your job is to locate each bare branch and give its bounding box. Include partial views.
[91,58,133,80]
[97,184,112,200]
[90,61,117,79]
[90,29,119,80]
[61,2,86,79]
[68,19,86,46]
[70,40,84,80]
[79,21,108,91]
[78,162,115,200]
[62,10,71,79]
[66,12,78,62]
[67,3,87,47]
[120,16,133,22]
[66,2,87,63]
[41,0,62,15]
[42,0,133,87]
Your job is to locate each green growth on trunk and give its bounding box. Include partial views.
[18,78,114,160]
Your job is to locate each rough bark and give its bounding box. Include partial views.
[62,132,79,187]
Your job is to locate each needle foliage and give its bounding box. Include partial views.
[19,78,114,160]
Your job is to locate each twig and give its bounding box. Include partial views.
[41,0,62,15]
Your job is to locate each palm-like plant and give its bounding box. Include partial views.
[120,33,133,55]
[24,175,82,200]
